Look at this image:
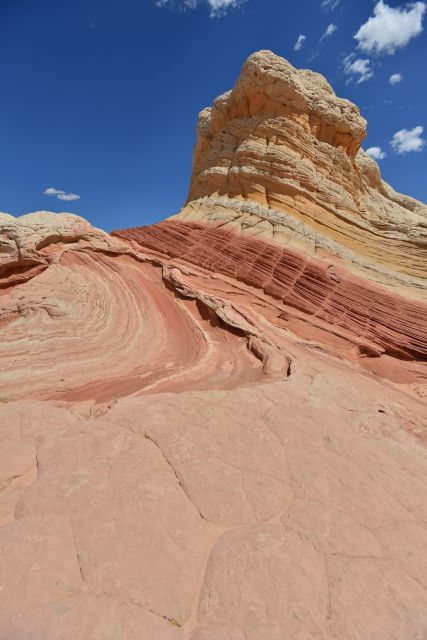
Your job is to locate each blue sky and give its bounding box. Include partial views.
[1,0,426,230]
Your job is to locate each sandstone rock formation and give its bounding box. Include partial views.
[114,50,427,391]
[182,51,427,293]
[1,51,427,639]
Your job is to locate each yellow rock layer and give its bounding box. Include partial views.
[174,50,427,298]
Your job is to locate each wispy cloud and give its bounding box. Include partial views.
[389,73,403,85]
[320,23,337,42]
[390,126,425,154]
[343,54,374,84]
[321,0,340,10]
[155,0,196,9]
[155,0,244,17]
[365,146,386,160]
[208,0,241,15]
[294,34,306,51]
[44,187,80,202]
[355,1,426,55]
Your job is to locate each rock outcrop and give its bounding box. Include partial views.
[114,50,427,391]
[181,51,427,292]
[1,51,427,639]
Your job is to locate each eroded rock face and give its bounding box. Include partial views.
[0,211,123,287]
[114,50,427,393]
[179,51,427,292]
[1,51,427,639]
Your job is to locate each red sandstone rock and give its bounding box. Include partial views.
[113,220,427,366]
[1,51,427,640]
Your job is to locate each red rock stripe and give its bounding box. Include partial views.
[112,221,427,360]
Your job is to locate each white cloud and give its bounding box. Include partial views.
[343,54,374,83]
[320,23,337,41]
[389,73,403,85]
[321,0,340,10]
[390,126,425,154]
[355,1,426,55]
[208,0,240,16]
[44,187,80,202]
[294,34,306,51]
[365,146,386,160]
[154,0,244,17]
[155,0,197,8]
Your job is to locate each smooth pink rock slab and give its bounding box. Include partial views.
[142,405,293,527]
[328,557,427,640]
[282,499,383,557]
[375,522,427,589]
[0,401,82,441]
[0,514,82,626]
[11,420,205,626]
[17,424,162,517]
[1,595,182,640]
[0,371,426,638]
[72,467,204,625]
[0,439,36,484]
[286,446,411,529]
[199,526,329,633]
[192,628,324,640]
[0,439,37,525]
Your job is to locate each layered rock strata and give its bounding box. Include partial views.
[179,51,427,293]
[1,50,427,640]
[0,212,292,402]
[116,220,427,363]
[113,51,427,388]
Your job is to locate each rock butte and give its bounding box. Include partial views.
[0,51,426,639]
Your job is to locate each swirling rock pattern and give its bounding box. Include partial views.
[115,220,427,366]
[113,50,427,390]
[0,214,281,403]
[1,51,427,639]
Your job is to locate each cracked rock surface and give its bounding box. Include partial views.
[1,363,426,639]
[1,50,427,639]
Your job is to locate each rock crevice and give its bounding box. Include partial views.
[1,50,427,640]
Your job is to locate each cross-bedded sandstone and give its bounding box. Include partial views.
[1,51,427,639]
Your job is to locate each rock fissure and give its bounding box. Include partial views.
[144,433,208,523]
[1,49,427,639]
